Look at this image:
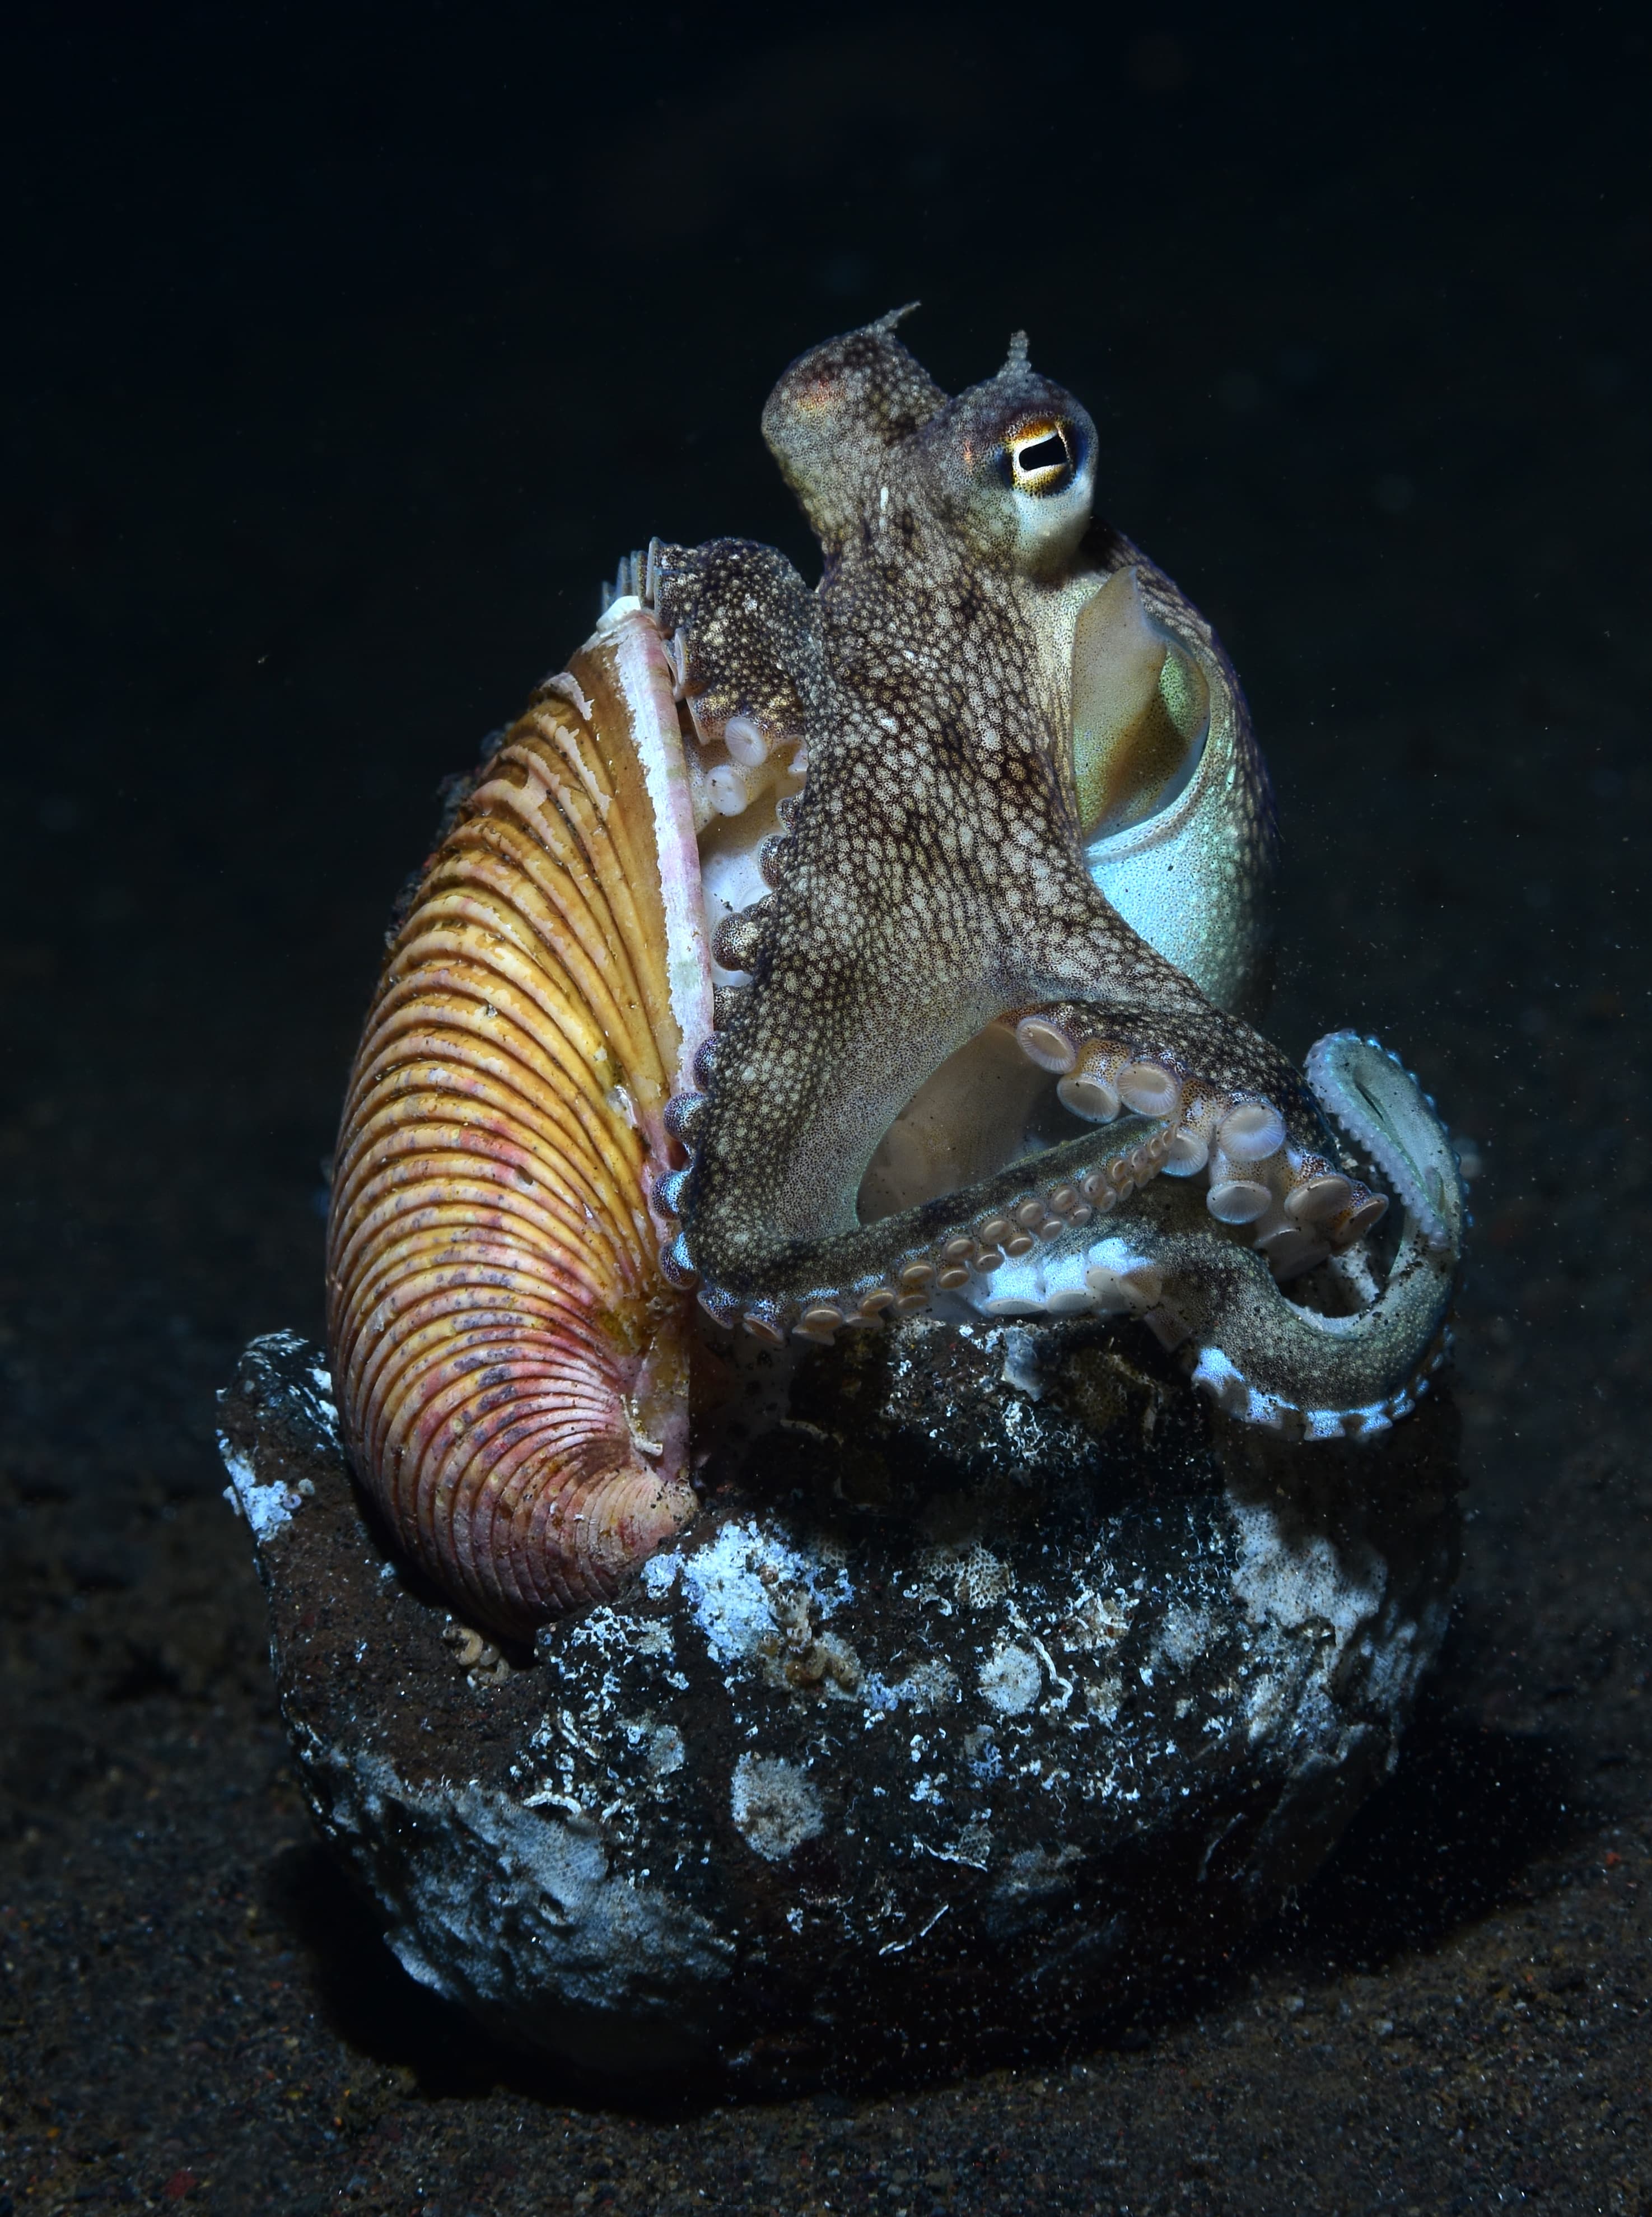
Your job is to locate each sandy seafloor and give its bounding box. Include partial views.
[1,7,1648,2213]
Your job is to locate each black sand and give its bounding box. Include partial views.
[2,8,1648,2211]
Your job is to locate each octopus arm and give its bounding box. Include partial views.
[1128,1034,1466,1439]
[646,537,822,757]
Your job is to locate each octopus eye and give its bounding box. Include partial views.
[1007,425,1072,494]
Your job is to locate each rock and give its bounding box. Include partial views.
[218,1320,1461,2093]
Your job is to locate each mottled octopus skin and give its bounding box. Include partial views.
[652,315,1372,1333]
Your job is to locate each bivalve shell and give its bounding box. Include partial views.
[325,604,712,1634]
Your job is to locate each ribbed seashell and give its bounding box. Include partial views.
[325,603,712,1636]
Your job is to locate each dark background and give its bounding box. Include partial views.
[2,4,1649,2211]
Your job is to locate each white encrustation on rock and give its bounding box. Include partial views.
[219,1317,1460,2092]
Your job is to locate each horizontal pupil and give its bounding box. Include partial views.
[1018,433,1067,473]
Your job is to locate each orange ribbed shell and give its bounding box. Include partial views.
[325,606,712,1634]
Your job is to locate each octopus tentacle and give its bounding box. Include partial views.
[647,537,820,758]
[1014,1031,1462,1441]
[864,1032,1459,1438]
[1004,998,1386,1274]
[1305,1031,1457,1254]
[661,1107,1175,1341]
[658,1024,1457,1446]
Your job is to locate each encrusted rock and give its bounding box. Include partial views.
[219,1322,1461,2092]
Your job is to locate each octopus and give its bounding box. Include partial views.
[648,312,1462,1427]
[325,311,1465,1636]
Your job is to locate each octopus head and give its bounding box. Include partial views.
[912,332,1098,578]
[760,306,948,556]
[762,309,1097,586]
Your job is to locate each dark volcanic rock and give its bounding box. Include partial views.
[218,1321,1462,2093]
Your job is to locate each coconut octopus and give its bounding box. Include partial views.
[325,311,1464,1636]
